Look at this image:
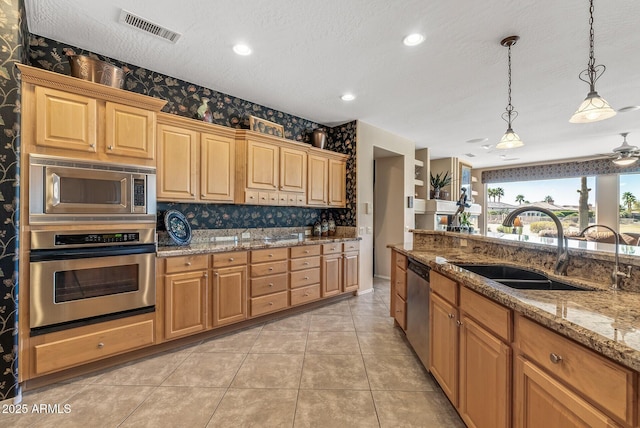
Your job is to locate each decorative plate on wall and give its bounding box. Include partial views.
[164,209,192,246]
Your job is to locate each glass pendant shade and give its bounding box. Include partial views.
[612,155,638,166]
[496,127,524,149]
[570,91,617,123]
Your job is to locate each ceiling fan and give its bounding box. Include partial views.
[585,133,640,166]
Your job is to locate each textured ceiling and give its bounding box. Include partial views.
[24,0,640,168]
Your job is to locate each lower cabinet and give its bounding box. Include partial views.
[212,265,247,326]
[429,291,459,405]
[165,270,209,339]
[391,250,407,330]
[321,242,360,297]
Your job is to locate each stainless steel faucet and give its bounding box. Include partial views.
[503,206,569,276]
[577,224,632,290]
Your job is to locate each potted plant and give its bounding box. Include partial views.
[430,171,452,199]
[460,212,473,233]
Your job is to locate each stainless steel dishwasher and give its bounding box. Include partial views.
[406,259,430,369]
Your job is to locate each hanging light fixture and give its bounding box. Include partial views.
[496,36,524,150]
[569,0,616,123]
[611,133,639,166]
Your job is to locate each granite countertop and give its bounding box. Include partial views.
[157,236,360,257]
[390,243,640,372]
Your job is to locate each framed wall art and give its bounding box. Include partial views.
[249,115,284,138]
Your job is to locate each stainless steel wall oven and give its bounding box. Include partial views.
[29,227,156,332]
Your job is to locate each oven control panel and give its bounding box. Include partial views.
[55,232,140,246]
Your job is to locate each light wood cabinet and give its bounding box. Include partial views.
[321,242,359,297]
[157,123,198,201]
[429,291,459,406]
[212,265,247,326]
[19,65,166,167]
[328,157,347,207]
[321,253,342,297]
[343,250,359,292]
[280,146,307,193]
[307,154,328,206]
[246,139,279,190]
[156,113,236,203]
[249,248,289,317]
[391,250,407,329]
[290,245,321,306]
[164,270,208,339]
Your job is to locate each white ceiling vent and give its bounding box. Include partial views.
[119,10,181,43]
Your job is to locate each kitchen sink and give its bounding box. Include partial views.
[454,263,592,291]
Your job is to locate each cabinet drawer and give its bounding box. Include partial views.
[165,254,208,274]
[34,319,154,375]
[212,251,248,268]
[250,291,288,317]
[250,260,288,277]
[290,245,321,258]
[395,268,407,300]
[395,252,407,270]
[257,191,270,205]
[515,315,636,425]
[289,268,320,289]
[245,190,259,204]
[250,274,288,297]
[343,241,360,252]
[251,247,288,263]
[322,243,342,255]
[430,271,458,305]
[290,284,321,306]
[290,256,320,271]
[460,287,511,342]
[395,295,406,330]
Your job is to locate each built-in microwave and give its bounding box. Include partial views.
[29,154,156,224]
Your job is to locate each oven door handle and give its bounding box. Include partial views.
[30,243,156,262]
[51,173,60,207]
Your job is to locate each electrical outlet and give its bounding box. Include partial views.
[460,238,467,247]
[366,227,373,234]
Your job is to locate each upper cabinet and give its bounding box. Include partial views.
[328,157,347,207]
[19,64,167,167]
[307,150,347,208]
[156,113,235,203]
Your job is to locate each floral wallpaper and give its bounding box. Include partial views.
[481,157,640,184]
[28,35,357,229]
[0,0,24,402]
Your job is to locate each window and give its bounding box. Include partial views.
[619,173,640,235]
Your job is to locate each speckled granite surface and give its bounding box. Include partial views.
[390,235,640,372]
[157,227,359,257]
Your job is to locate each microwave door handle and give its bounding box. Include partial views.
[51,173,60,206]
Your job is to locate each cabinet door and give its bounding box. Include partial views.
[343,251,359,292]
[280,146,306,193]
[321,255,342,297]
[459,315,510,428]
[157,123,198,201]
[328,158,346,207]
[35,86,98,153]
[514,356,617,428]
[429,292,459,406]
[201,132,235,202]
[212,265,247,327]
[247,140,278,190]
[164,271,208,339]
[308,154,328,206]
[105,102,155,160]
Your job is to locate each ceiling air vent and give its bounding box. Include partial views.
[119,10,182,43]
[465,153,476,158]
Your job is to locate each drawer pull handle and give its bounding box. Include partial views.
[303,262,309,265]
[304,276,309,280]
[268,283,273,287]
[269,254,273,258]
[186,262,191,266]
[229,258,234,262]
[97,342,104,349]
[550,353,563,364]
[304,293,310,297]
[448,313,454,319]
[304,250,309,254]
[269,267,274,271]
[269,302,274,306]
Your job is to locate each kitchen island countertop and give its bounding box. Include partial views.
[390,242,640,372]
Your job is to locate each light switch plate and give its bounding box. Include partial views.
[359,227,365,235]
[366,226,373,234]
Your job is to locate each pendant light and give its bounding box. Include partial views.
[496,36,524,150]
[569,0,616,123]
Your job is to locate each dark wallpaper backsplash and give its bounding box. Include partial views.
[28,35,357,229]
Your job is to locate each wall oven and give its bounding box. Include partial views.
[29,154,156,224]
[29,227,156,332]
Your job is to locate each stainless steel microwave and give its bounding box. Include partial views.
[29,155,156,224]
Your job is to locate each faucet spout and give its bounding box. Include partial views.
[578,224,631,290]
[503,206,569,275]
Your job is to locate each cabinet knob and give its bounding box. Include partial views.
[304,250,309,254]
[250,196,255,199]
[203,273,208,278]
[229,258,234,262]
[448,313,454,319]
[303,262,309,266]
[201,194,205,197]
[549,353,563,364]
[214,272,219,277]
[269,302,274,306]
[269,267,274,271]
[304,276,309,280]
[97,342,104,349]
[89,143,96,148]
[186,262,191,266]
[268,283,273,287]
[456,320,463,327]
[304,293,310,297]
[108,145,113,150]
[268,254,273,258]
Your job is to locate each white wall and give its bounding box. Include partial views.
[357,121,415,292]
[596,174,620,229]
[374,155,404,279]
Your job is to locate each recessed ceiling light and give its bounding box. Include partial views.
[466,137,488,144]
[403,33,425,46]
[618,106,640,113]
[341,93,356,101]
[232,44,252,56]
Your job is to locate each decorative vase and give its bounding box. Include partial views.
[313,221,322,237]
[312,128,327,149]
[321,217,329,237]
[197,98,213,123]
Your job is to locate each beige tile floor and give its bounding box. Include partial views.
[3,278,464,427]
